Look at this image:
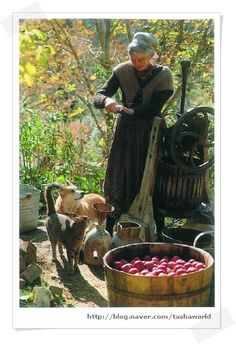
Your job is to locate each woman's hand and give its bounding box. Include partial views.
[105,98,121,113]
[105,102,121,113]
[104,98,135,115]
[122,107,135,116]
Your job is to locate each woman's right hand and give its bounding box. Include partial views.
[105,98,122,114]
[105,103,121,113]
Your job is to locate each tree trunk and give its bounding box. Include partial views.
[95,19,111,68]
[125,20,132,42]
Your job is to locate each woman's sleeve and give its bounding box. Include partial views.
[93,73,120,109]
[132,89,174,119]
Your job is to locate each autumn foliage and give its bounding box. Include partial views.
[19,18,214,196]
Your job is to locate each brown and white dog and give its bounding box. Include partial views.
[54,181,105,223]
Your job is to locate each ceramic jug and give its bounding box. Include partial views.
[110,221,142,249]
[83,203,114,265]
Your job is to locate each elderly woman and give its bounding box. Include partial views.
[93,32,174,235]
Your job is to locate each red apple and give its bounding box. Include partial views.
[140,269,150,275]
[190,261,199,267]
[128,267,140,274]
[188,259,196,263]
[154,265,167,272]
[159,260,168,265]
[144,261,154,271]
[153,268,166,275]
[168,271,176,276]
[171,255,180,262]
[113,260,124,270]
[151,257,160,264]
[174,264,184,272]
[158,262,168,268]
[160,258,169,264]
[130,257,141,264]
[152,255,160,260]
[195,262,206,270]
[187,267,197,273]
[175,268,186,275]
[167,261,176,269]
[184,262,192,270]
[133,260,145,272]
[151,270,161,276]
[121,263,133,273]
[143,255,151,261]
[176,259,186,265]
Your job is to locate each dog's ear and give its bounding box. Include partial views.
[51,182,65,191]
[53,182,67,194]
[66,179,77,188]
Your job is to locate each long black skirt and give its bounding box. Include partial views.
[104,113,153,219]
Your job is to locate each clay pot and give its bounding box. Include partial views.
[83,224,111,265]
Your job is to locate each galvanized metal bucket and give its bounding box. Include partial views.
[20,184,41,233]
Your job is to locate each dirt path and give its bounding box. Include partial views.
[20,223,108,307]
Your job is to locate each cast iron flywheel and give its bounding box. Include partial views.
[170,106,214,172]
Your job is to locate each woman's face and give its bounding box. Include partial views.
[130,52,154,72]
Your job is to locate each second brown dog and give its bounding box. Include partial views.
[45,183,89,274]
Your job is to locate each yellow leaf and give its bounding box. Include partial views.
[90,74,97,80]
[23,72,33,87]
[19,64,25,73]
[51,74,58,81]
[76,107,84,114]
[25,61,36,76]
[45,45,56,55]
[39,93,47,102]
[70,107,84,117]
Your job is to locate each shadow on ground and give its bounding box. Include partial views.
[55,259,108,307]
[87,264,105,281]
[20,226,48,243]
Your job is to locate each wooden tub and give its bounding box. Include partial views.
[103,243,214,307]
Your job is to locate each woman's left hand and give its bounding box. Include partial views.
[122,107,135,116]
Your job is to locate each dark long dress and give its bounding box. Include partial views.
[104,113,152,219]
[93,62,174,221]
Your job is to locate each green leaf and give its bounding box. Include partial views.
[31,29,47,41]
[56,175,67,183]
[37,53,48,67]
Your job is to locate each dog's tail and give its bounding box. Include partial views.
[45,182,63,216]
